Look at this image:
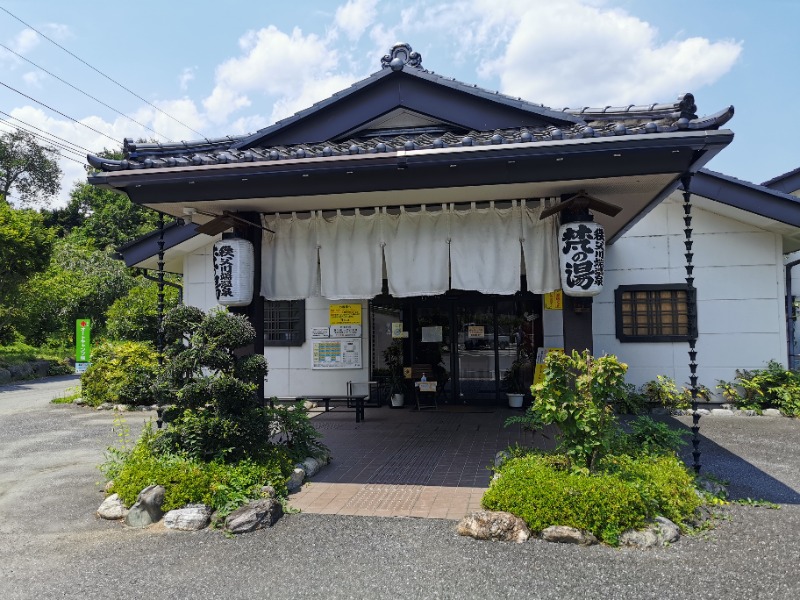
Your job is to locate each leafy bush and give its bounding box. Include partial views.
[483,452,699,545]
[616,416,689,456]
[103,424,291,515]
[81,340,159,407]
[717,361,800,417]
[106,281,179,343]
[526,350,628,471]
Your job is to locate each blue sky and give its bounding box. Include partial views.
[0,0,797,206]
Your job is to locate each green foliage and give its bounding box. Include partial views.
[640,375,689,410]
[106,280,179,343]
[483,452,699,545]
[81,340,159,407]
[614,383,647,415]
[269,400,328,461]
[0,129,61,206]
[717,361,800,417]
[102,424,291,515]
[527,350,628,471]
[16,236,136,346]
[620,416,689,456]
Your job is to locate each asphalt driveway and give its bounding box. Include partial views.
[1,377,798,600]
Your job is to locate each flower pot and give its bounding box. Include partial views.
[507,393,524,408]
[391,393,405,408]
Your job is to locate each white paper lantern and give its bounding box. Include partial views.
[212,237,254,306]
[558,221,605,297]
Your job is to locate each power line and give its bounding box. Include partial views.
[0,79,119,144]
[0,117,85,158]
[0,5,208,141]
[0,109,92,153]
[0,41,172,142]
[0,121,86,164]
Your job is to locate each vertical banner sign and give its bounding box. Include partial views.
[212,238,255,307]
[543,290,563,310]
[75,319,91,374]
[558,221,605,297]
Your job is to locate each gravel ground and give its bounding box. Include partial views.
[1,377,799,600]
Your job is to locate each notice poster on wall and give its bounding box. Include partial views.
[312,338,362,369]
[544,290,563,310]
[329,303,362,325]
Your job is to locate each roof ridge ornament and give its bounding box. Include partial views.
[381,43,422,71]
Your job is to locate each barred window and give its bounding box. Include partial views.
[264,300,305,346]
[615,285,696,342]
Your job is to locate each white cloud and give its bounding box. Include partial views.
[178,67,196,91]
[22,71,47,87]
[10,28,39,53]
[334,0,379,41]
[465,0,741,107]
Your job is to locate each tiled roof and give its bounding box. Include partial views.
[87,43,734,174]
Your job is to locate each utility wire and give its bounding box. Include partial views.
[0,117,85,158]
[0,5,208,141]
[0,41,172,142]
[0,126,85,165]
[0,109,92,153]
[0,80,119,144]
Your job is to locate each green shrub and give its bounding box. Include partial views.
[81,340,159,406]
[717,361,800,416]
[618,416,689,456]
[483,452,700,545]
[527,350,628,471]
[103,425,291,515]
[106,281,179,343]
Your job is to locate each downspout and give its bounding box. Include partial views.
[138,269,184,305]
[786,258,800,371]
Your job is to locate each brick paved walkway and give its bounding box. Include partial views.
[289,405,554,519]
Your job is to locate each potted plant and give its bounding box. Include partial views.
[383,341,406,408]
[503,357,529,408]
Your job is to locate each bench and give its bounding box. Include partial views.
[267,394,369,423]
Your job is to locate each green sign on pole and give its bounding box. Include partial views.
[76,319,91,363]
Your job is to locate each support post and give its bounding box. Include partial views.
[156,211,165,429]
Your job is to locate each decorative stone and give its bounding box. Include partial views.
[97,494,128,520]
[261,485,276,498]
[225,499,283,534]
[456,511,531,543]
[711,408,733,416]
[124,485,165,528]
[541,525,597,546]
[764,408,782,417]
[694,408,711,416]
[654,516,680,544]
[287,467,305,492]
[620,517,680,548]
[164,506,211,531]
[301,457,321,478]
[696,476,728,498]
[734,409,758,417]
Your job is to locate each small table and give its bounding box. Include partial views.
[414,381,438,411]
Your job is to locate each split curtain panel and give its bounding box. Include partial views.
[260,200,560,301]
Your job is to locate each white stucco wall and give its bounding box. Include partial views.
[594,195,787,395]
[182,245,371,398]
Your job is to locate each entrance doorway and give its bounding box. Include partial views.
[370,290,542,405]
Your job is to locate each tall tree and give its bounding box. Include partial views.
[0,130,62,206]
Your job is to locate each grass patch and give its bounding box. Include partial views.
[51,385,81,404]
[0,342,70,367]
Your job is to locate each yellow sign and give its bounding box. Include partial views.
[533,347,564,384]
[329,303,362,325]
[544,290,563,310]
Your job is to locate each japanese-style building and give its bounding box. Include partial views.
[89,43,800,404]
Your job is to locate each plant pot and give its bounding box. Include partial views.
[391,393,405,408]
[507,393,524,408]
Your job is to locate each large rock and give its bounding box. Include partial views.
[456,511,531,543]
[620,517,681,548]
[541,525,598,546]
[97,494,128,520]
[763,408,782,417]
[301,457,321,478]
[287,467,305,492]
[225,499,283,534]
[164,505,211,531]
[124,485,165,528]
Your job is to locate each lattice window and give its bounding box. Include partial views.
[615,285,696,342]
[264,300,305,346]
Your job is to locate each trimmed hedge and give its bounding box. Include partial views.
[482,452,700,545]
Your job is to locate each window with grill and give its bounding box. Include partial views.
[264,300,305,346]
[614,285,696,342]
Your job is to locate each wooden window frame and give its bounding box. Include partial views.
[614,284,696,343]
[263,299,305,347]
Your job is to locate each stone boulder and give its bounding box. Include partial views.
[225,499,283,534]
[287,467,305,492]
[456,510,531,543]
[124,485,165,528]
[620,516,681,548]
[540,525,598,546]
[97,493,128,520]
[301,457,321,478]
[164,505,212,531]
